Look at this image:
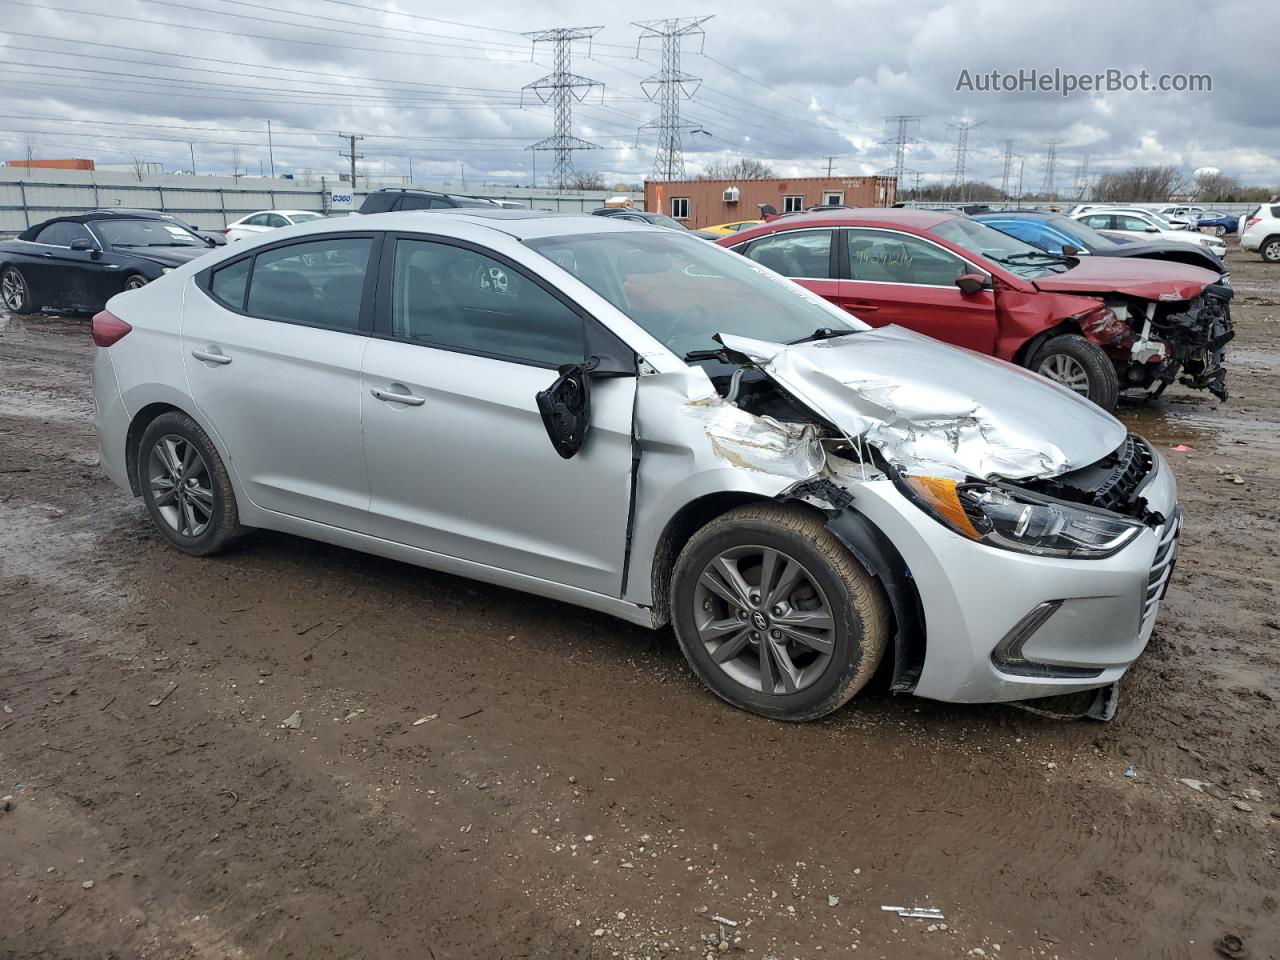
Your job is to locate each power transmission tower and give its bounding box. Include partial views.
[1073,154,1091,200]
[997,138,1016,198]
[947,120,984,200]
[338,132,364,189]
[880,115,922,186]
[521,27,605,190]
[1040,138,1065,199]
[634,17,712,181]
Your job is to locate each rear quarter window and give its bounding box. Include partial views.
[358,193,398,214]
[210,258,250,310]
[1271,206,1280,219]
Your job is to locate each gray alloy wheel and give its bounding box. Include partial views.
[1037,353,1091,395]
[1262,238,1280,264]
[693,544,837,695]
[147,434,215,538]
[2,266,33,313]
[124,275,149,291]
[1214,225,1227,237]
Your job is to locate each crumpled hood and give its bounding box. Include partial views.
[719,326,1126,481]
[1031,256,1219,300]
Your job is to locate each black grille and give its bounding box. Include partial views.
[1033,435,1156,517]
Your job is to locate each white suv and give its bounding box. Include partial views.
[1073,208,1228,258]
[1240,204,1280,263]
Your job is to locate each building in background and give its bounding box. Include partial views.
[4,158,95,170]
[643,176,896,228]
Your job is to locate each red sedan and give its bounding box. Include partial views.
[717,209,1233,410]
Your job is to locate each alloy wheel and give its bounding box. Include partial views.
[148,434,214,537]
[1037,353,1091,395]
[2,269,26,311]
[125,276,149,290]
[1264,240,1280,263]
[692,545,836,695]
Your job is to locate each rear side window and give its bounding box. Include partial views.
[244,238,373,331]
[398,194,431,211]
[358,193,398,214]
[390,238,583,367]
[210,258,250,309]
[742,231,833,279]
[1271,206,1280,219]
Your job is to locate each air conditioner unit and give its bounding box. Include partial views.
[723,186,740,203]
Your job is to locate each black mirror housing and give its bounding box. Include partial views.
[70,238,95,252]
[536,364,592,459]
[954,273,987,295]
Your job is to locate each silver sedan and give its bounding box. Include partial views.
[91,210,1179,721]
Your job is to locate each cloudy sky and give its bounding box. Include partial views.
[2,0,1277,190]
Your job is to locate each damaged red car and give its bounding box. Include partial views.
[718,209,1233,410]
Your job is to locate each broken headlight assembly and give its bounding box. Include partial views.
[900,476,1143,559]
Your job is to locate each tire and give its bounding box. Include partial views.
[124,275,149,291]
[1030,334,1120,412]
[1261,237,1280,264]
[1,265,37,315]
[1214,225,1226,237]
[137,411,240,556]
[670,503,890,722]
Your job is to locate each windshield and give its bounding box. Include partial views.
[287,212,325,223]
[95,219,204,247]
[932,217,1070,278]
[1044,214,1120,251]
[525,231,861,358]
[639,213,688,230]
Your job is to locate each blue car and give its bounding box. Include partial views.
[1191,211,1237,236]
[972,211,1227,278]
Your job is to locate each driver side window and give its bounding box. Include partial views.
[845,229,967,286]
[35,222,92,247]
[390,239,585,368]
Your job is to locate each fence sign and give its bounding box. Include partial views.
[327,191,355,211]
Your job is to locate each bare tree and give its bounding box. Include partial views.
[1193,171,1244,202]
[567,170,606,191]
[23,135,37,171]
[300,168,315,187]
[1091,165,1188,202]
[129,153,148,182]
[696,158,776,180]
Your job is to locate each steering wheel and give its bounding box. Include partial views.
[473,263,511,294]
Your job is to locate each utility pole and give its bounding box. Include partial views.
[188,141,196,176]
[823,155,840,177]
[338,132,364,190]
[997,138,1016,199]
[633,16,712,182]
[408,155,413,183]
[521,26,605,191]
[1040,138,1065,200]
[1073,154,1091,200]
[460,162,466,190]
[880,115,923,187]
[1016,157,1026,208]
[947,119,984,201]
[267,120,275,178]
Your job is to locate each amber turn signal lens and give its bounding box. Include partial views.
[904,476,984,541]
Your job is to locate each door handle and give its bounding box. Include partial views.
[848,302,880,312]
[371,387,425,406]
[191,349,232,365]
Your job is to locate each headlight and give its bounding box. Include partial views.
[902,476,1143,558]
[161,267,173,275]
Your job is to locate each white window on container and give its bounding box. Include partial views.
[783,195,805,213]
[823,191,844,205]
[671,197,690,220]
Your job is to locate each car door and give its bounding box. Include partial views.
[22,221,97,308]
[183,233,379,529]
[835,228,998,353]
[359,233,637,596]
[734,229,839,304]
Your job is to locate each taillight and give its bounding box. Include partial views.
[91,310,132,347]
[1246,217,1260,228]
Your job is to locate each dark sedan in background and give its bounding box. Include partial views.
[1,212,217,315]
[972,210,1229,279]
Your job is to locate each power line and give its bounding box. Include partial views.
[521,27,605,189]
[634,16,712,181]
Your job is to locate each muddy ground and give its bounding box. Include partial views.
[1,241,1278,960]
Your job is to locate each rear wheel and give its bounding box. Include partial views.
[1214,225,1227,237]
[1261,237,1280,264]
[1,266,36,314]
[1031,334,1120,411]
[671,503,889,722]
[124,275,149,291]
[137,412,240,556]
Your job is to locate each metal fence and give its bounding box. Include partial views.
[0,179,625,235]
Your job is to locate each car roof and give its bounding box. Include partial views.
[973,211,1057,221]
[283,208,674,241]
[745,207,963,231]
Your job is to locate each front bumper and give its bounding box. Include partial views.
[846,450,1178,704]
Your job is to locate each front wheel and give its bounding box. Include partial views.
[1214,225,1227,237]
[670,503,889,722]
[124,275,149,291]
[1031,334,1120,411]
[1261,237,1280,264]
[137,412,240,555]
[1,266,37,314]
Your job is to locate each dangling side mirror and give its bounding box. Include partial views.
[536,361,594,459]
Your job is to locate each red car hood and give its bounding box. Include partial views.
[1031,256,1219,300]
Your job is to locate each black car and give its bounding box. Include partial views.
[0,212,216,315]
[89,208,227,246]
[358,188,497,214]
[973,211,1228,279]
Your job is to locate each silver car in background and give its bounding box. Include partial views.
[91,210,1179,721]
